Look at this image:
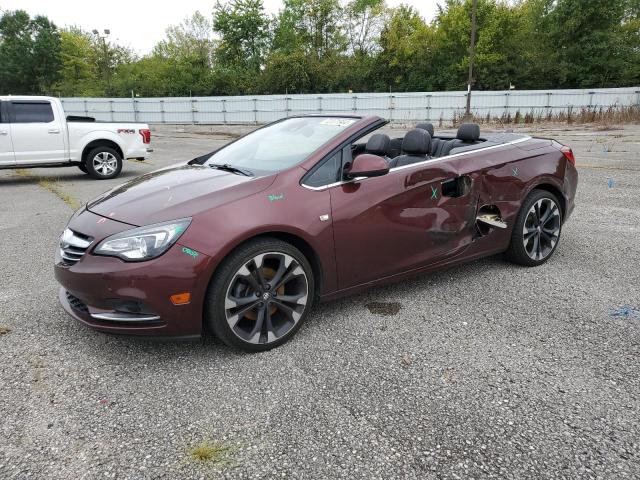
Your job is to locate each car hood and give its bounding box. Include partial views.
[87,164,277,226]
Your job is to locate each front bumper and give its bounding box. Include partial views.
[54,211,213,337]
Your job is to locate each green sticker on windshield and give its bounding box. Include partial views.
[268,193,284,202]
[182,247,199,258]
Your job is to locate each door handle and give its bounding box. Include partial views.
[48,129,60,134]
[0,130,7,135]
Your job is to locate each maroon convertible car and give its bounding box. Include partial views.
[55,116,578,351]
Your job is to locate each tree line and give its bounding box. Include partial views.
[1,0,639,98]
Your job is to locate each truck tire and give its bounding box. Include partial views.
[77,164,88,173]
[85,146,123,180]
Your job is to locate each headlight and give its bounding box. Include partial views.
[94,218,191,261]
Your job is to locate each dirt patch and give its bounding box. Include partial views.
[366,302,402,316]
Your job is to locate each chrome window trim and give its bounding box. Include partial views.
[301,135,532,191]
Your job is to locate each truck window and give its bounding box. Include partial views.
[11,102,55,123]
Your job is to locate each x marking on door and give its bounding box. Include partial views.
[431,186,438,199]
[512,167,519,176]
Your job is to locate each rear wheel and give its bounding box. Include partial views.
[205,238,314,352]
[85,146,122,180]
[505,189,562,266]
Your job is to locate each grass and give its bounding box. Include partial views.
[187,440,233,465]
[14,170,81,210]
[448,104,640,128]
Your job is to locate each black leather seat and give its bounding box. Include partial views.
[415,122,441,156]
[387,137,403,158]
[415,122,434,136]
[389,129,431,168]
[434,123,481,157]
[365,133,391,160]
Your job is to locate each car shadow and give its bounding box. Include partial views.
[62,255,515,360]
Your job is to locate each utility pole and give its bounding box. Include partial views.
[92,29,111,93]
[464,0,478,120]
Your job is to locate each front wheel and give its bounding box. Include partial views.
[505,189,563,266]
[85,146,122,179]
[205,238,315,352]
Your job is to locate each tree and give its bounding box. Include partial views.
[53,28,102,96]
[377,5,434,90]
[154,11,216,68]
[545,0,634,88]
[213,0,270,72]
[0,10,61,94]
[344,0,387,55]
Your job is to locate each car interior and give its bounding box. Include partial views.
[353,122,486,169]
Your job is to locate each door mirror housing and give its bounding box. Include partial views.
[347,154,389,179]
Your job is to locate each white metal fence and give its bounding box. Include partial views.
[61,87,640,124]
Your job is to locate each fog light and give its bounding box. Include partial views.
[170,293,191,305]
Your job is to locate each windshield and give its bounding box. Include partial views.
[204,117,357,173]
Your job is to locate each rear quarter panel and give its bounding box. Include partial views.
[466,139,567,251]
[67,123,149,162]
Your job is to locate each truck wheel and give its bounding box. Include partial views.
[77,164,88,173]
[85,146,122,180]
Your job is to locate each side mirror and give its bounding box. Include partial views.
[347,154,389,179]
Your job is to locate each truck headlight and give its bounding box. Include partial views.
[94,218,191,261]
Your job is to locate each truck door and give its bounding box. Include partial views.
[0,102,15,166]
[9,100,67,164]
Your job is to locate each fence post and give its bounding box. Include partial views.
[426,94,431,121]
[352,95,358,113]
[388,94,394,121]
[84,99,88,117]
[222,99,226,124]
[109,100,114,122]
[635,90,639,107]
[285,96,289,117]
[253,98,258,124]
[588,91,595,109]
[191,99,197,124]
[318,96,322,113]
[160,100,165,123]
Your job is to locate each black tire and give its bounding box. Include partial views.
[505,189,563,266]
[77,163,88,173]
[85,146,122,180]
[205,238,315,352]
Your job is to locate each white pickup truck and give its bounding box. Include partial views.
[0,96,152,179]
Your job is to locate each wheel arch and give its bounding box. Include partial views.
[82,139,124,164]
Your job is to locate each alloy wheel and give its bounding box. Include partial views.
[224,252,308,344]
[522,197,561,261]
[92,152,118,176]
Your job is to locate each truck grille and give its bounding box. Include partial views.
[59,228,93,266]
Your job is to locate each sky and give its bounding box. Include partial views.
[0,0,440,55]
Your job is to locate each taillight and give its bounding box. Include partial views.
[139,128,151,144]
[560,145,575,165]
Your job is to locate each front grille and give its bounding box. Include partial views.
[59,228,93,266]
[65,291,89,314]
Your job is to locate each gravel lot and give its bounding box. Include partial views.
[1,121,639,479]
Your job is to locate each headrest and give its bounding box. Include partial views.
[457,123,480,142]
[365,133,390,156]
[415,122,434,136]
[402,129,431,155]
